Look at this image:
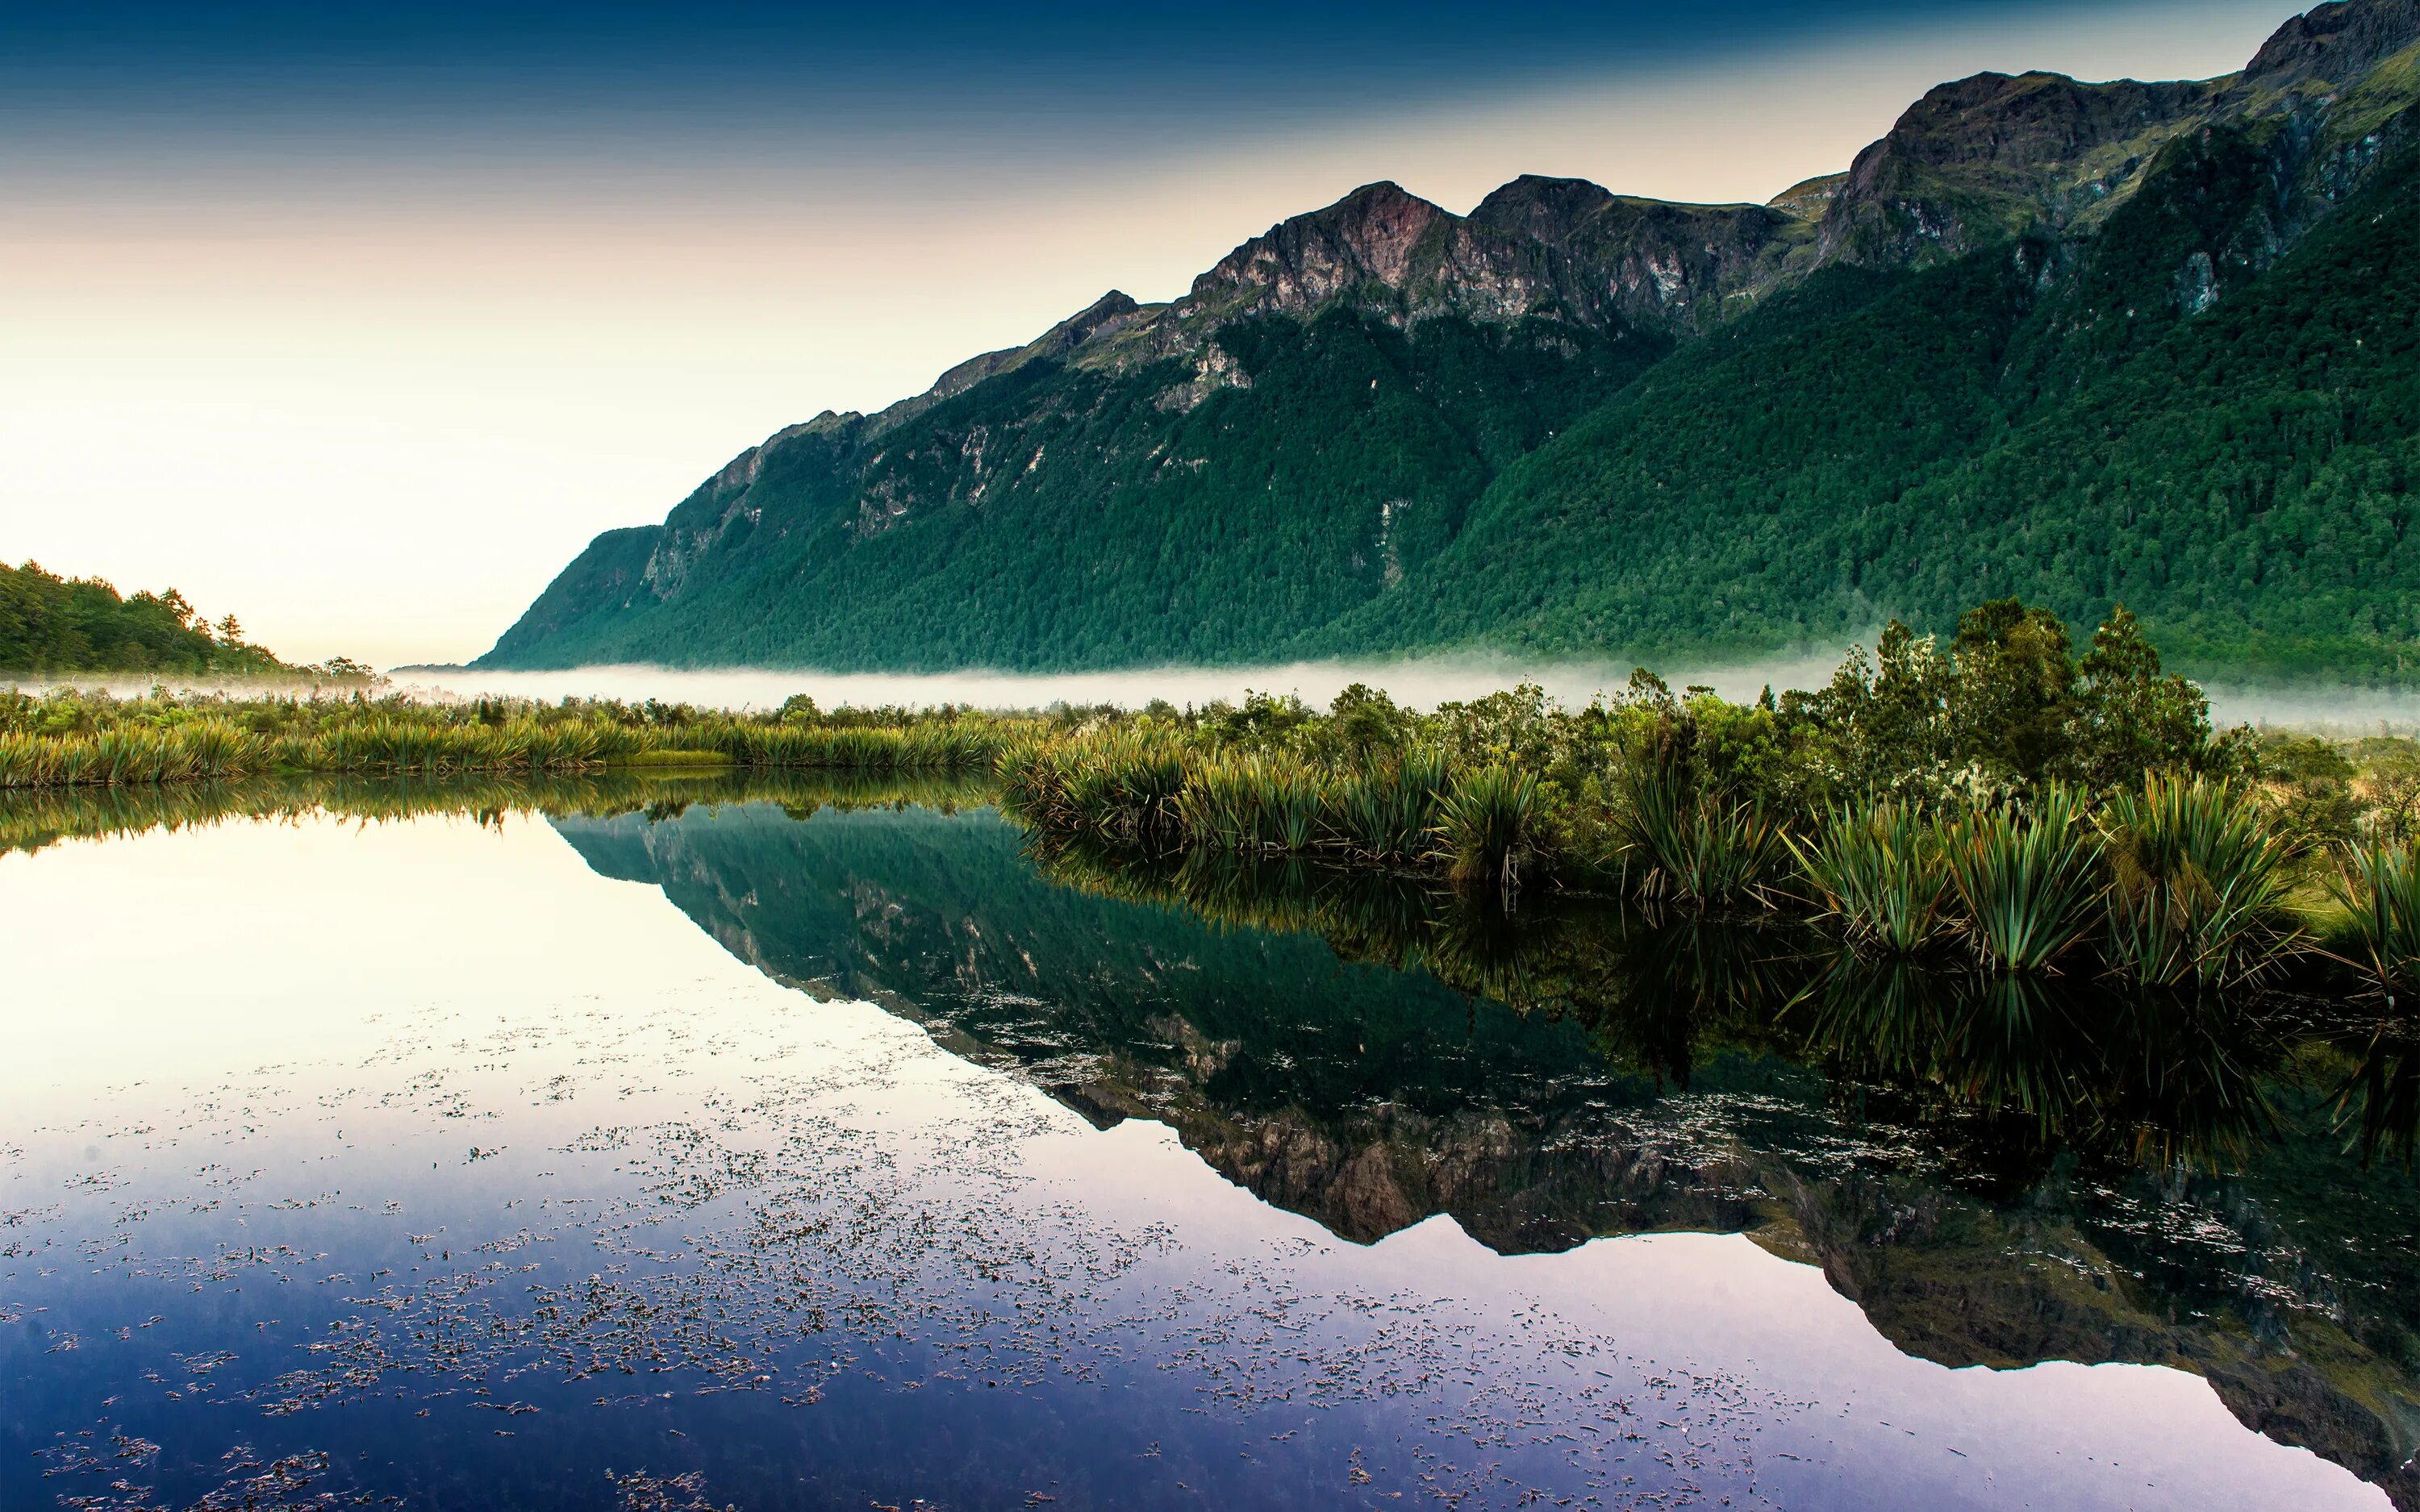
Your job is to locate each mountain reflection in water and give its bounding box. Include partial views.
[5,773,2419,1511]
[550,789,2420,1506]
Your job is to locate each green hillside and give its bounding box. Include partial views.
[485,306,1658,670]
[1348,115,2420,678]
[481,0,2420,681]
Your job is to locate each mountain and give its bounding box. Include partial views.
[482,0,2420,681]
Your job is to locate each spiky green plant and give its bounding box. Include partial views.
[1434,764,1538,885]
[1942,785,2101,973]
[1333,750,1448,863]
[1788,800,1951,953]
[1614,766,1785,908]
[2331,841,2420,1002]
[2097,773,2303,988]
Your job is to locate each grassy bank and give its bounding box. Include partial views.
[1001,602,2420,998]
[0,690,1011,789]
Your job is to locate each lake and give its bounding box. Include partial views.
[5,773,2417,1510]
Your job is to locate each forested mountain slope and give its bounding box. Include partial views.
[482,0,2420,679]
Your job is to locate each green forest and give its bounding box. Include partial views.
[1354,123,2420,678]
[0,559,356,677]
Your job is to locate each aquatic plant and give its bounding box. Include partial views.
[1788,800,1951,953]
[2097,773,2302,989]
[1941,785,2101,973]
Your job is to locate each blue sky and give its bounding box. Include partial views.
[1,1,2310,664]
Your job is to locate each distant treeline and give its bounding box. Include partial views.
[0,558,369,678]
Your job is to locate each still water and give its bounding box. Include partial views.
[4,775,2416,1510]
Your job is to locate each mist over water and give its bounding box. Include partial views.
[393,652,1853,714]
[390,658,2420,734]
[19,656,2420,735]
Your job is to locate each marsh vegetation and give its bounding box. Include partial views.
[1001,602,2420,1000]
[0,689,1005,788]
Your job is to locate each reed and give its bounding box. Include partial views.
[1788,800,1951,953]
[2097,773,2303,989]
[1942,785,2102,973]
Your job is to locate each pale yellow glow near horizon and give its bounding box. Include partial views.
[0,0,2291,667]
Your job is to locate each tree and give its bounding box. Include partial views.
[1950,598,2076,781]
[2063,604,2216,789]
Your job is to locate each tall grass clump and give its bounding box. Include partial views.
[2331,841,2420,1002]
[1788,800,1951,953]
[2098,773,2302,989]
[0,720,269,789]
[1173,755,1331,854]
[1942,785,2101,973]
[1333,750,1448,863]
[1613,767,1785,908]
[1434,764,1538,885]
[707,719,999,771]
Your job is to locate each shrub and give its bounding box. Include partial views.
[1942,785,2101,972]
[2098,773,2301,989]
[1789,801,1951,953]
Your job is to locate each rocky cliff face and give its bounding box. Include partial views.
[1813,72,2225,265]
[2247,0,2420,88]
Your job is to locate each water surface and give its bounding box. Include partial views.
[4,777,2415,1510]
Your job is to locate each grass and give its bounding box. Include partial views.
[999,723,2372,988]
[0,697,1006,789]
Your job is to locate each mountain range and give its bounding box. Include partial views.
[480,0,2420,681]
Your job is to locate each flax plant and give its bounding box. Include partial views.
[1788,800,1952,953]
[2097,773,2302,989]
[2331,841,2420,1002]
[1941,785,2101,973]
[1613,767,1785,908]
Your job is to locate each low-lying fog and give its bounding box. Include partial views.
[17,656,2420,736]
[393,658,2420,737]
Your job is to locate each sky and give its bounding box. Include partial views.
[1,0,2309,667]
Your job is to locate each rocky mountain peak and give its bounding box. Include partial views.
[2246,0,2420,90]
[1468,174,1620,240]
[1814,68,2223,264]
[1185,181,1454,314]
